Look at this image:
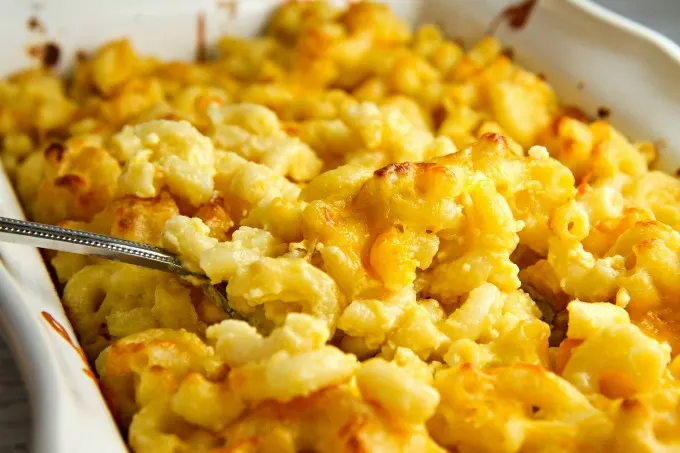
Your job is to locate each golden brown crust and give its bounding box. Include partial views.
[3,2,680,453]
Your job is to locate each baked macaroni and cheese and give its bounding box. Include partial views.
[2,2,680,452]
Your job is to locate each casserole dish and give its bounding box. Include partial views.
[1,1,680,452]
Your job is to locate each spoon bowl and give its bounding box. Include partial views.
[0,216,241,319]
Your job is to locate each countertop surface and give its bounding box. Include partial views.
[0,0,679,451]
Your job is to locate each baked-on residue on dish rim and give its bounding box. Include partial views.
[1,1,680,452]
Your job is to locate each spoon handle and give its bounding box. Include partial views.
[0,216,188,276]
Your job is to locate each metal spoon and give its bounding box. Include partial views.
[0,216,240,319]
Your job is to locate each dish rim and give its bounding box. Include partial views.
[1,1,680,452]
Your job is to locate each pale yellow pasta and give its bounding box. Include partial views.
[206,313,330,367]
[50,252,91,284]
[4,2,680,452]
[339,287,418,350]
[563,322,671,397]
[549,199,590,242]
[26,139,121,224]
[170,85,231,125]
[208,313,357,403]
[63,262,206,358]
[382,298,449,360]
[0,70,76,134]
[430,365,612,453]
[229,346,358,403]
[227,257,345,327]
[442,286,549,368]
[209,103,323,181]
[424,175,522,301]
[170,373,244,432]
[608,389,680,453]
[566,300,630,339]
[213,150,301,218]
[112,119,215,205]
[357,357,440,424]
[199,226,286,283]
[560,301,671,399]
[161,216,218,272]
[241,198,307,243]
[625,170,680,231]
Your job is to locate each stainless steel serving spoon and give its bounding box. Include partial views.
[0,216,240,319]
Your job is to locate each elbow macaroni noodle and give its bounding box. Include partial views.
[3,2,680,452]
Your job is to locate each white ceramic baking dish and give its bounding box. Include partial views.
[1,1,680,452]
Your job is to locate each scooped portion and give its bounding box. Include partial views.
[2,2,680,453]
